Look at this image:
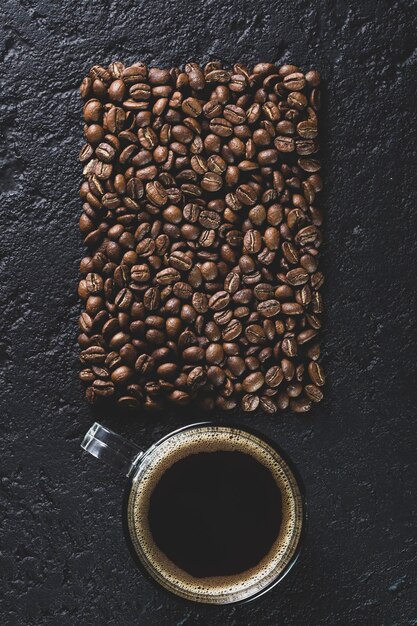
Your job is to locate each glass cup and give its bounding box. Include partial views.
[81,421,305,605]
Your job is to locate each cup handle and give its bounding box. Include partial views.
[81,422,144,477]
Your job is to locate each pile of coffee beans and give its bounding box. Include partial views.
[78,61,324,414]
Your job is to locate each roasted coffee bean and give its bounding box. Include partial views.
[183,346,205,364]
[209,291,230,311]
[282,302,304,315]
[297,328,318,344]
[286,267,309,286]
[243,229,262,253]
[265,366,284,388]
[236,184,257,206]
[224,271,240,294]
[199,209,221,228]
[111,365,134,385]
[206,343,224,365]
[308,361,325,386]
[192,292,209,313]
[242,371,264,393]
[187,366,207,390]
[241,394,259,412]
[80,345,106,364]
[92,379,115,397]
[214,309,233,326]
[222,319,242,341]
[227,356,245,376]
[173,282,193,300]
[257,299,281,317]
[143,287,160,310]
[281,335,297,357]
[136,238,155,257]
[260,396,277,414]
[290,396,312,412]
[131,264,150,283]
[209,117,233,137]
[79,61,323,413]
[135,354,155,376]
[155,268,181,285]
[245,324,266,344]
[146,181,168,207]
[254,283,274,301]
[223,104,246,124]
[201,173,223,192]
[204,366,224,387]
[305,384,323,403]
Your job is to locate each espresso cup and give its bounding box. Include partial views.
[81,422,305,604]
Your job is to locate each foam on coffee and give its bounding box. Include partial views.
[127,425,303,604]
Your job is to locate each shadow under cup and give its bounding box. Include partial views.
[124,424,305,605]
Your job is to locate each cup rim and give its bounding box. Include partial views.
[121,421,306,606]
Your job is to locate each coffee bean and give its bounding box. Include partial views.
[274,136,295,152]
[184,369,205,394]
[286,267,309,286]
[133,354,153,375]
[308,361,325,386]
[264,227,280,250]
[260,397,277,414]
[85,273,103,294]
[79,61,323,413]
[209,304,230,324]
[182,346,205,363]
[209,291,230,311]
[203,365,223,387]
[224,271,240,294]
[222,319,242,341]
[245,324,266,344]
[283,72,305,90]
[243,229,262,253]
[136,238,155,257]
[265,366,284,388]
[199,209,221,228]
[207,155,226,174]
[254,283,274,301]
[131,264,150,283]
[143,287,160,311]
[111,365,134,385]
[281,335,297,357]
[257,299,281,317]
[297,328,318,344]
[290,397,312,412]
[223,104,246,124]
[146,181,168,207]
[80,345,106,364]
[173,282,193,300]
[182,97,203,117]
[236,184,257,206]
[242,371,264,393]
[227,356,245,376]
[155,268,181,285]
[241,394,259,412]
[305,384,323,403]
[201,173,223,193]
[206,343,224,365]
[209,117,233,137]
[192,292,209,313]
[282,302,304,315]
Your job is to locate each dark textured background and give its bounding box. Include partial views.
[1,1,416,624]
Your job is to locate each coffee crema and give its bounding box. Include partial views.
[127,426,303,604]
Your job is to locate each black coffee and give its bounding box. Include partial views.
[148,450,282,578]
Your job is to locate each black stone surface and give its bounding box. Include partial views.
[1,1,416,624]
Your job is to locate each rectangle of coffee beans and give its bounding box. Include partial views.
[78,61,325,414]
